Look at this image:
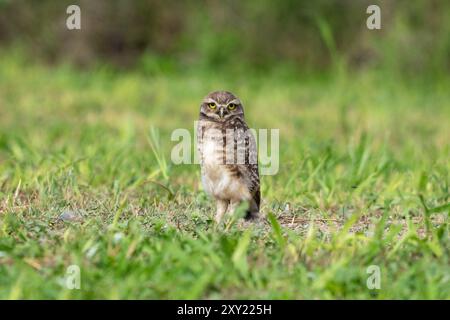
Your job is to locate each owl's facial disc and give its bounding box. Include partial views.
[200,93,244,122]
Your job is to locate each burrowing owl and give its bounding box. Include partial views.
[197,91,260,223]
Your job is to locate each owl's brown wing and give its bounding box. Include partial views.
[228,117,260,212]
[237,162,260,211]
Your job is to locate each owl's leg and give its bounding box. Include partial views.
[226,200,240,217]
[215,199,229,223]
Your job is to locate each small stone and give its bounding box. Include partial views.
[283,203,291,213]
[113,232,124,243]
[58,210,81,222]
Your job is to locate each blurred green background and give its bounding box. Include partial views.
[1,0,449,76]
[0,1,449,299]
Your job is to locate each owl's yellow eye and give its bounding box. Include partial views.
[227,103,237,110]
[208,102,216,109]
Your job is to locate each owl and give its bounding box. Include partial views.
[197,91,260,223]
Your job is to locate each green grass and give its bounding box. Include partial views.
[0,52,449,299]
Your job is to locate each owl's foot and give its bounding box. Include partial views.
[237,214,265,229]
[225,200,240,217]
[225,200,260,221]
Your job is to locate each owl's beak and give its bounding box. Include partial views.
[219,107,225,118]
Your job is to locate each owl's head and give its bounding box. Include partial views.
[200,91,244,122]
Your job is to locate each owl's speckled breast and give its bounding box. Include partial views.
[201,163,251,202]
[199,128,251,201]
